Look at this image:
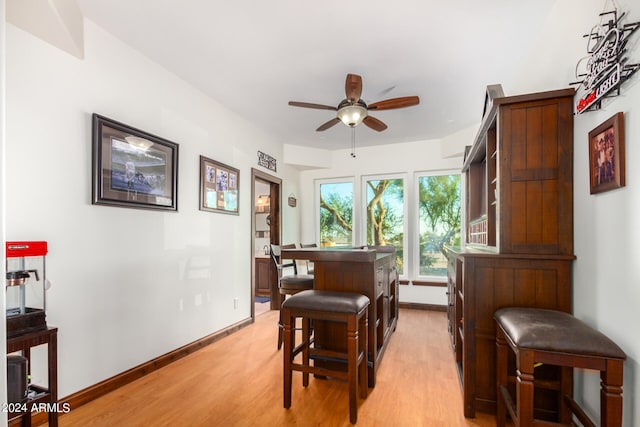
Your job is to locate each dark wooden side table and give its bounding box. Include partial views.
[7,327,58,427]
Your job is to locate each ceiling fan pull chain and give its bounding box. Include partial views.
[351,127,356,158]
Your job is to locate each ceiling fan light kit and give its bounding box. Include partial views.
[337,100,368,127]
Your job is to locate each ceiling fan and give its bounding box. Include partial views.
[288,74,420,132]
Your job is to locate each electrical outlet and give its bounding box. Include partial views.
[234,298,239,309]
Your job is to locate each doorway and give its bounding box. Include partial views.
[251,168,281,318]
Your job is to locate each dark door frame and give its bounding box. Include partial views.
[251,168,282,314]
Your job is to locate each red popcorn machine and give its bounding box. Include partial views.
[5,241,48,338]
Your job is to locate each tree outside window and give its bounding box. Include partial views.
[365,178,404,274]
[418,174,461,277]
[319,181,353,247]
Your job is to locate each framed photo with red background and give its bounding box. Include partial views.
[588,112,625,194]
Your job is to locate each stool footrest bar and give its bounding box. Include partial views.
[499,384,518,425]
[563,395,595,427]
[291,363,349,381]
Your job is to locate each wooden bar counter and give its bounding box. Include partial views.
[282,246,398,387]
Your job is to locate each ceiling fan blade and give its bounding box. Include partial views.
[316,117,341,131]
[345,74,363,102]
[288,101,337,111]
[367,96,420,111]
[363,115,387,132]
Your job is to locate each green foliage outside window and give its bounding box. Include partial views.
[319,182,353,246]
[365,178,404,274]
[418,175,461,277]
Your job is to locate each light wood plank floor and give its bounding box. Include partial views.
[57,308,501,426]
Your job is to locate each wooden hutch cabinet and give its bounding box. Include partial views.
[443,85,575,418]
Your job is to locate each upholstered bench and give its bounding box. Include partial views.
[494,307,626,427]
[282,289,369,424]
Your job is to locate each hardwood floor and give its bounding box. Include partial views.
[255,299,271,316]
[56,308,501,426]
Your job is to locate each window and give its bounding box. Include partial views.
[319,180,353,247]
[316,172,459,282]
[417,173,461,278]
[364,176,405,274]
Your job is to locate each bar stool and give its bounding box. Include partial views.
[495,307,627,427]
[282,290,369,424]
[271,243,314,350]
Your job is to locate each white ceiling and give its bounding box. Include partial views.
[75,0,560,150]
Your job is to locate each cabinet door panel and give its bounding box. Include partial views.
[255,258,271,294]
[541,180,559,246]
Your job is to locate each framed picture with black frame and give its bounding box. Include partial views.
[92,114,179,211]
[588,112,625,194]
[199,155,239,215]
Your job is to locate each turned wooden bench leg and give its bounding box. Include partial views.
[601,359,624,427]
[302,317,311,387]
[347,315,358,424]
[359,314,368,400]
[283,308,293,409]
[559,366,573,424]
[516,349,535,427]
[496,329,509,427]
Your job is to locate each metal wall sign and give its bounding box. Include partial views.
[573,6,639,114]
[257,151,276,172]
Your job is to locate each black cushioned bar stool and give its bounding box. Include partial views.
[282,290,369,424]
[495,307,626,427]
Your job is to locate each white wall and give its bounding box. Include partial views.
[5,19,301,398]
[573,85,640,426]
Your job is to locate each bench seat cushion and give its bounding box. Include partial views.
[494,307,626,360]
[283,290,369,314]
[279,274,314,291]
